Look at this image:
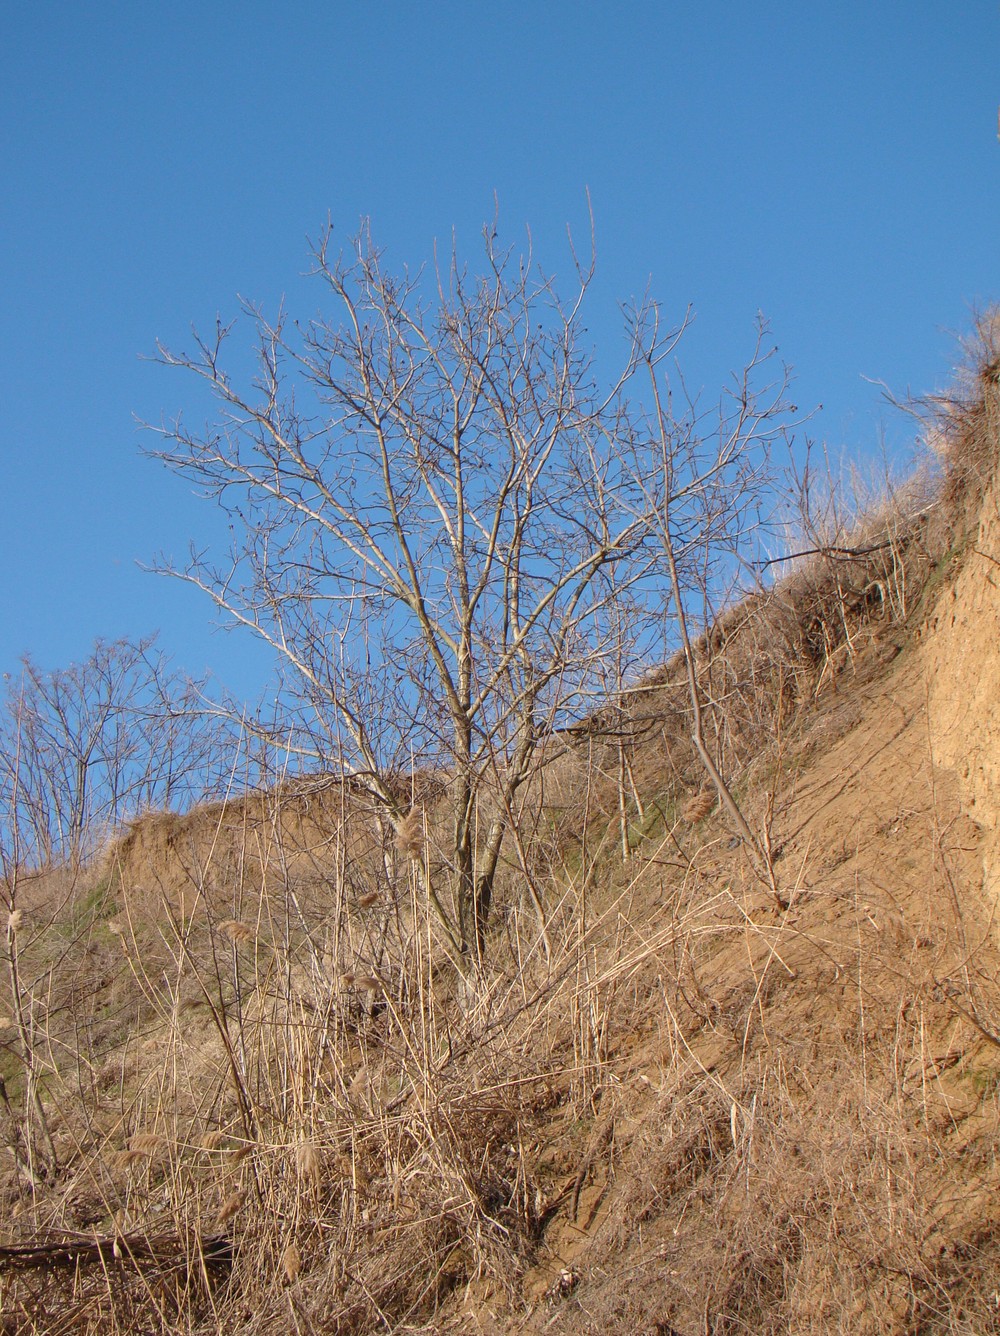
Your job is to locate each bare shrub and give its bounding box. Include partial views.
[924,307,1000,517]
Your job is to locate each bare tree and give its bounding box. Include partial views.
[149,220,793,972]
[0,635,230,869]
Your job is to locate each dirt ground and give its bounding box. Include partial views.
[438,541,1000,1332]
[6,406,1000,1331]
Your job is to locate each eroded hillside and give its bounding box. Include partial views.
[2,333,1000,1334]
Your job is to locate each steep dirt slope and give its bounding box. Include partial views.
[492,635,1000,1334]
[923,473,1000,922]
[3,550,998,1336]
[439,357,1000,1330]
[3,556,999,1336]
[3,346,1000,1335]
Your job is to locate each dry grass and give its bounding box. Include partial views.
[2,321,1000,1333]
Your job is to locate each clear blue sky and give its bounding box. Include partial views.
[2,3,997,703]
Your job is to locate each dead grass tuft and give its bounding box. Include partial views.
[395,806,425,860]
[928,306,1000,518]
[294,1140,322,1188]
[127,1132,165,1155]
[218,918,255,944]
[682,790,716,824]
[216,1189,246,1226]
[280,1240,301,1284]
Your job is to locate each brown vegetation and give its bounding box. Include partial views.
[1,319,999,1334]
